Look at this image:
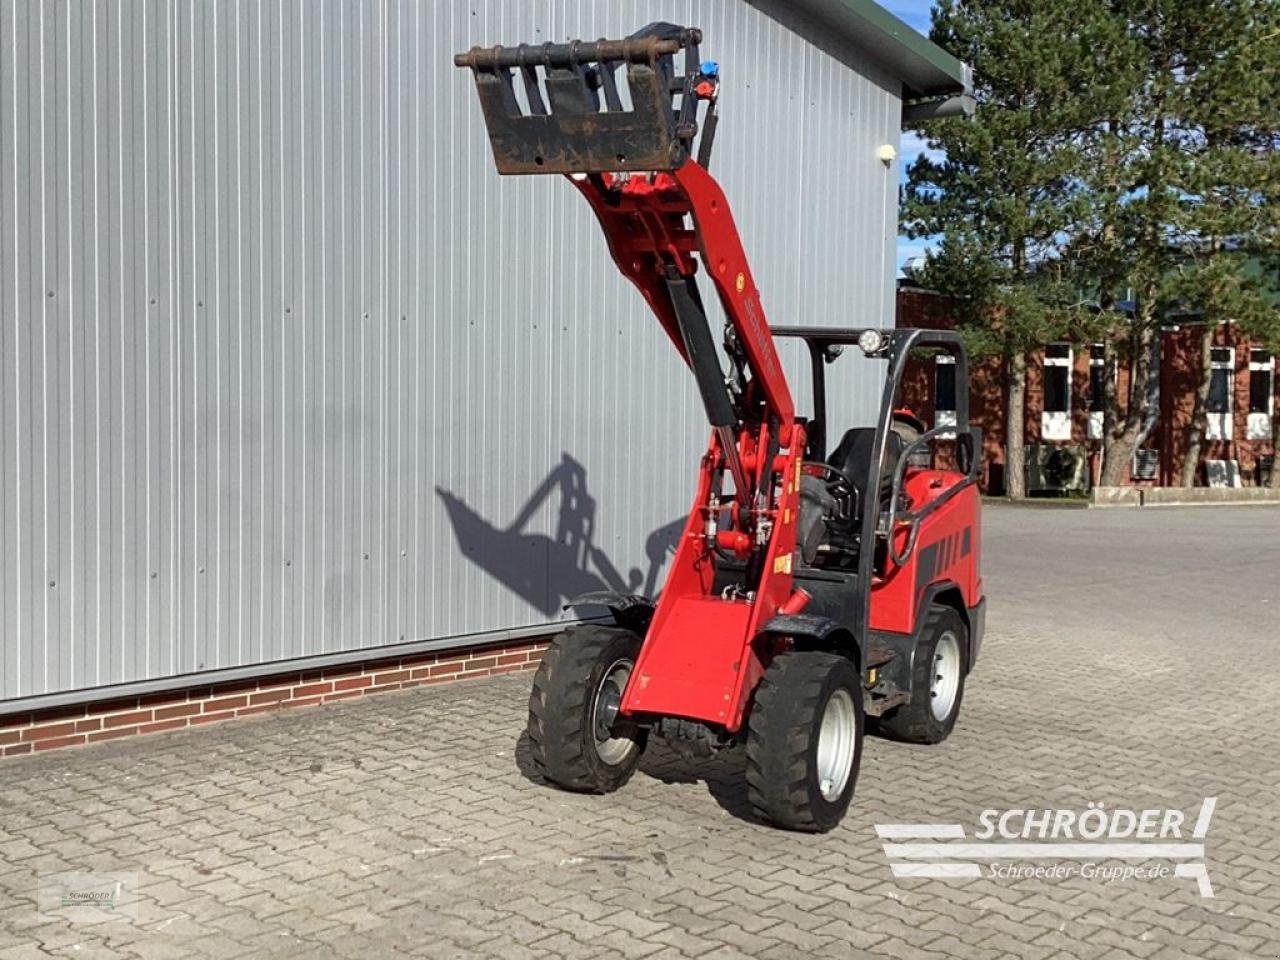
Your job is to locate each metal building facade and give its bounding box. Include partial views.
[0,0,934,707]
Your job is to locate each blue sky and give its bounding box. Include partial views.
[879,0,933,33]
[881,0,946,276]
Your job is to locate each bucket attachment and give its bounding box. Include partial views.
[454,23,713,175]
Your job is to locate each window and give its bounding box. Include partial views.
[934,355,957,428]
[1248,349,1274,440]
[1042,343,1072,441]
[1206,347,1234,441]
[1088,343,1106,440]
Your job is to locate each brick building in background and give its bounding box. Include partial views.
[897,284,1278,493]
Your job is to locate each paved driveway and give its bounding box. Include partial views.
[2,504,1278,959]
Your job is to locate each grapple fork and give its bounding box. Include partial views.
[453,23,715,174]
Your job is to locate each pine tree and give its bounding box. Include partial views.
[1069,0,1280,486]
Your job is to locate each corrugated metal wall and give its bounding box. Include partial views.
[0,0,902,705]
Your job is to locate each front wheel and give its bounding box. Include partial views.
[527,625,648,793]
[746,652,864,832]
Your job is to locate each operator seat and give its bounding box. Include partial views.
[795,427,906,567]
[827,427,905,507]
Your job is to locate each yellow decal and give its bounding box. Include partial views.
[772,554,792,575]
[784,508,792,524]
[735,272,746,293]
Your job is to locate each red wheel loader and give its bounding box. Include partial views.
[455,24,985,831]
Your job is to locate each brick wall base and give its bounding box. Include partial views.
[0,638,549,759]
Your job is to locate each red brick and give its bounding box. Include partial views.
[29,704,87,725]
[249,688,290,706]
[3,742,33,756]
[457,668,492,681]
[322,690,364,703]
[293,681,333,699]
[23,721,80,742]
[0,712,32,729]
[138,718,187,735]
[429,661,464,678]
[91,697,140,715]
[103,709,153,729]
[322,664,361,680]
[88,727,138,743]
[137,691,189,709]
[208,678,260,697]
[154,703,201,721]
[74,718,103,733]
[333,675,372,692]
[190,711,235,726]
[237,703,283,717]
[34,734,85,752]
[410,666,434,680]
[0,729,22,746]
[497,652,528,666]
[372,669,410,686]
[465,656,498,671]
[204,695,248,713]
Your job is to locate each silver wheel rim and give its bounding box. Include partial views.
[930,632,962,722]
[816,688,857,802]
[591,658,635,766]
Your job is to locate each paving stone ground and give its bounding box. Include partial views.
[1,503,1278,959]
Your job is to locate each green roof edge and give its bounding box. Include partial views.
[792,0,971,100]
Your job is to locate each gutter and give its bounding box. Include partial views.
[789,0,973,118]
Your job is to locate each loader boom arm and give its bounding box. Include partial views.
[456,24,806,732]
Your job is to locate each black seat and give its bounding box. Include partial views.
[827,427,904,507]
[795,427,905,568]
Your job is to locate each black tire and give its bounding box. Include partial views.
[873,604,967,744]
[527,625,648,793]
[746,652,863,833]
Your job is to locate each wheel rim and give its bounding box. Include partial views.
[816,688,857,802]
[591,658,635,766]
[930,632,962,722]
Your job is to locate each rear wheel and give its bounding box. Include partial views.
[874,604,967,744]
[527,625,648,793]
[746,652,863,832]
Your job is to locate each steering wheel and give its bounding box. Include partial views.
[803,461,860,505]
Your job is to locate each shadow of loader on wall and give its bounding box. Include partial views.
[435,453,684,617]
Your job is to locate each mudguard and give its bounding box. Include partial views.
[565,592,657,635]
